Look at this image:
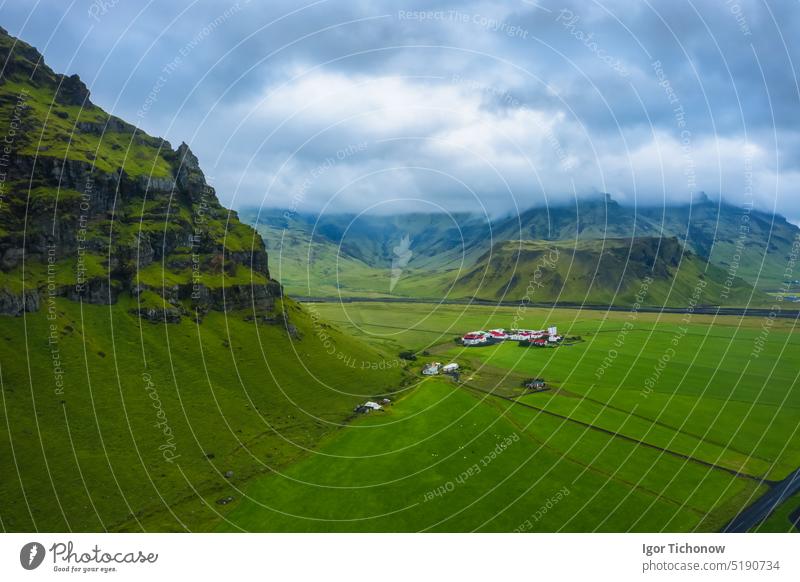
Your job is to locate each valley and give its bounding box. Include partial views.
[216,301,800,532]
[1,24,798,537]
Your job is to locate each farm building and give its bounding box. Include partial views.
[354,401,384,414]
[422,362,442,375]
[508,329,546,341]
[462,332,490,346]
[464,325,559,346]
[442,363,459,373]
[487,329,508,341]
[524,378,547,390]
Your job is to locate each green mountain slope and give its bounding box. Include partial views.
[0,24,277,320]
[243,208,488,298]
[448,237,761,306]
[0,27,408,531]
[245,201,778,305]
[490,195,800,292]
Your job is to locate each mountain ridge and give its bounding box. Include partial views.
[243,196,797,302]
[0,26,281,322]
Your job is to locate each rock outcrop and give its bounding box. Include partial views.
[0,27,281,320]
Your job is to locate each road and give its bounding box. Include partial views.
[722,467,800,532]
[296,296,800,319]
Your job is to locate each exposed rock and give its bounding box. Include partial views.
[56,74,90,106]
[64,277,121,305]
[170,142,209,203]
[76,116,134,135]
[0,288,40,316]
[133,307,183,324]
[0,27,281,323]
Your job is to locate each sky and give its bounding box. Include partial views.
[2,0,799,220]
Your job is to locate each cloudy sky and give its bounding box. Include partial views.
[3,0,799,220]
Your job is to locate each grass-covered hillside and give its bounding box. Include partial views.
[0,26,272,322]
[449,237,764,306]
[245,196,799,302]
[0,26,410,532]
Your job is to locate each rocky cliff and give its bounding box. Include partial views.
[0,26,281,321]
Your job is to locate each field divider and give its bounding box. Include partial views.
[457,381,770,484]
[556,389,773,463]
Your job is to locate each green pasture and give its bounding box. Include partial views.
[0,298,405,532]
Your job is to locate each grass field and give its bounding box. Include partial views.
[216,301,799,531]
[0,297,407,532]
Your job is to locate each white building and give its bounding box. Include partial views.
[422,362,442,375]
[462,332,489,346]
[442,363,459,373]
[487,329,508,341]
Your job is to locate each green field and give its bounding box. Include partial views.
[2,24,797,536]
[215,301,799,531]
[0,298,407,532]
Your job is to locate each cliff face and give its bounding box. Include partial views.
[0,27,281,320]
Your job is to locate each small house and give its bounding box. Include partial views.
[487,329,508,341]
[422,362,442,375]
[462,332,489,346]
[523,378,548,391]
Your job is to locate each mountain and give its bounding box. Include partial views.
[243,196,796,303]
[241,208,489,297]
[448,236,758,306]
[0,26,281,320]
[0,27,407,531]
[490,194,799,290]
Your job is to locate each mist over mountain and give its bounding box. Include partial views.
[243,195,796,303]
[247,195,800,296]
[4,1,799,220]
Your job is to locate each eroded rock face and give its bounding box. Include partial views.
[0,26,281,321]
[63,277,121,305]
[0,288,39,316]
[134,306,183,324]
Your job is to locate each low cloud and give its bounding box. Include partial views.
[5,0,798,221]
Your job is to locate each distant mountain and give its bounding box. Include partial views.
[490,194,799,290]
[242,197,794,304]
[448,237,759,306]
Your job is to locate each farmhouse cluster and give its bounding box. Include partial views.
[422,362,459,376]
[461,326,562,347]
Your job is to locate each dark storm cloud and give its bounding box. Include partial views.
[1,0,798,220]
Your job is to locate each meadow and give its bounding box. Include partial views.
[0,297,406,532]
[220,301,800,532]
